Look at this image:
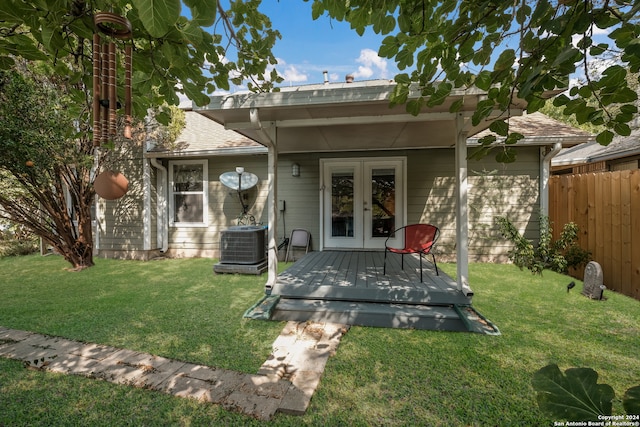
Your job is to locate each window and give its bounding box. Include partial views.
[169,160,208,226]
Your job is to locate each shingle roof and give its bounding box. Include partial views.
[470,112,594,145]
[553,127,640,166]
[147,110,265,157]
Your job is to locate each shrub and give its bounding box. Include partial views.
[0,220,39,257]
[496,215,591,275]
[0,238,39,257]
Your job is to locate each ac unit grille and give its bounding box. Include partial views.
[220,226,266,264]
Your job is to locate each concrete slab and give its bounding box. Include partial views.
[0,327,34,342]
[223,374,290,421]
[135,360,186,389]
[70,343,121,361]
[44,353,101,376]
[0,321,349,420]
[164,374,216,401]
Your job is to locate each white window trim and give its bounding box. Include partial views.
[168,159,208,227]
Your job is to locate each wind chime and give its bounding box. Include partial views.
[92,11,133,147]
[92,12,132,200]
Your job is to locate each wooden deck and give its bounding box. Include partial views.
[271,250,472,306]
[245,251,498,332]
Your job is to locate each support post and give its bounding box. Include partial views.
[250,108,278,293]
[266,140,278,292]
[455,113,473,296]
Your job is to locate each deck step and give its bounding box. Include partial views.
[270,298,469,332]
[454,305,501,335]
[243,295,281,320]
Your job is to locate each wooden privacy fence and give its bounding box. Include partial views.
[549,170,640,300]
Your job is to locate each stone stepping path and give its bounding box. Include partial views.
[0,322,349,421]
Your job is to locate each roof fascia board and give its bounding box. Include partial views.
[224,109,521,131]
[590,147,640,162]
[468,134,594,147]
[197,84,488,112]
[225,112,461,130]
[144,147,267,159]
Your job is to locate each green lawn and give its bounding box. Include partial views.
[1,255,638,426]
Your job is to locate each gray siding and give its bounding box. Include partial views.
[96,138,148,256]
[404,147,540,261]
[166,155,269,257]
[102,146,541,262]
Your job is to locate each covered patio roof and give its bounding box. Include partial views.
[194,79,533,298]
[194,80,526,153]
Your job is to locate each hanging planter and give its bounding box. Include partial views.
[94,170,129,200]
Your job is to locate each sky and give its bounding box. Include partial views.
[239,2,399,87]
[185,1,614,98]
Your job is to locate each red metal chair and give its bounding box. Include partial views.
[383,224,440,281]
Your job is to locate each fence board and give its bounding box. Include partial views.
[631,170,640,300]
[610,173,622,292]
[575,174,589,256]
[549,170,640,301]
[620,171,632,296]
[601,173,613,288]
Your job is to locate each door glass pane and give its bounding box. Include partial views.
[371,168,395,237]
[331,171,354,237]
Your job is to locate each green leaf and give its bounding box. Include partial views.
[495,147,516,163]
[41,24,65,53]
[504,132,524,145]
[379,36,399,59]
[0,55,16,69]
[526,96,546,113]
[532,364,614,421]
[589,43,609,56]
[184,0,216,26]
[612,122,631,137]
[394,73,411,85]
[472,99,495,126]
[0,0,35,22]
[406,98,422,116]
[426,82,452,107]
[449,98,464,113]
[468,145,492,161]
[475,70,492,91]
[494,49,515,71]
[596,130,614,145]
[478,135,496,146]
[597,65,627,88]
[132,0,181,38]
[489,119,509,136]
[623,385,640,415]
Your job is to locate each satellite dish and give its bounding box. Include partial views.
[219,171,258,191]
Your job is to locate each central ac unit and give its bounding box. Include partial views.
[219,226,266,264]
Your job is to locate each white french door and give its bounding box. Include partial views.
[321,158,405,249]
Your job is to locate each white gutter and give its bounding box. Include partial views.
[144,146,267,158]
[540,142,562,218]
[150,158,168,253]
[249,107,278,294]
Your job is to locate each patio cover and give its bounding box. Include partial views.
[194,79,529,296]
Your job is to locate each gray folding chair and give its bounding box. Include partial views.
[285,229,311,262]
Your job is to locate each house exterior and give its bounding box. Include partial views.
[552,122,640,174]
[95,80,592,290]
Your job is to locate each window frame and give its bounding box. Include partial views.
[168,159,208,227]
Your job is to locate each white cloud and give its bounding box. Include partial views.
[282,65,308,83]
[352,48,388,79]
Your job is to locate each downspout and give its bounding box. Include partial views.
[455,112,473,297]
[540,142,562,218]
[150,158,168,253]
[249,107,278,294]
